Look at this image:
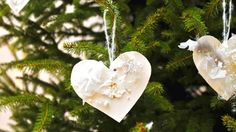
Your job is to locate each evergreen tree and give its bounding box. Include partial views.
[0,0,236,131]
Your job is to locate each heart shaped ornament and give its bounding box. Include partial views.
[71,51,151,122]
[6,0,29,14]
[179,35,236,100]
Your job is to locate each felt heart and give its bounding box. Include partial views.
[71,51,151,122]
[180,35,236,100]
[6,0,29,14]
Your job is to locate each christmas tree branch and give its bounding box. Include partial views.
[182,7,208,36]
[0,93,44,109]
[125,9,160,53]
[1,59,70,77]
[223,115,236,132]
[63,41,108,60]
[204,0,221,17]
[33,103,55,132]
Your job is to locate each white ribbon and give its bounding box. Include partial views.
[222,0,233,46]
[103,9,117,64]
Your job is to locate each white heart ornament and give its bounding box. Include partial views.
[192,35,236,100]
[71,51,151,122]
[6,0,29,14]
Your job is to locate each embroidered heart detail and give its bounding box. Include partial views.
[179,35,236,100]
[6,0,30,14]
[71,51,151,122]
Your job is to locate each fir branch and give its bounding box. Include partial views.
[147,41,171,54]
[1,59,70,76]
[17,74,59,96]
[204,0,221,17]
[32,103,55,132]
[150,96,173,112]
[44,13,77,31]
[0,93,44,109]
[71,105,91,117]
[222,115,236,132]
[182,7,208,36]
[125,9,160,53]
[0,81,16,95]
[145,82,164,96]
[63,41,108,60]
[144,82,173,112]
[0,71,20,92]
[166,52,192,71]
[70,104,94,123]
[210,96,226,109]
[164,0,184,9]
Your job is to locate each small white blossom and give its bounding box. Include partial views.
[178,39,198,51]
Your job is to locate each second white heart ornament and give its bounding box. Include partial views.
[180,35,236,100]
[6,0,29,14]
[71,51,151,122]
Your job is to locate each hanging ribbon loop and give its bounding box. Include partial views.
[103,9,117,64]
[222,0,233,46]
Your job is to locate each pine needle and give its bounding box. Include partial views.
[1,59,70,76]
[205,0,221,17]
[32,103,55,132]
[63,41,108,60]
[166,52,192,71]
[182,7,208,35]
[0,93,44,109]
[125,9,160,53]
[145,82,164,96]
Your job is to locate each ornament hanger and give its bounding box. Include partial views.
[103,8,117,64]
[222,0,233,46]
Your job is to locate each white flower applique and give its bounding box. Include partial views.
[178,39,198,51]
[209,61,227,79]
[100,55,142,99]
